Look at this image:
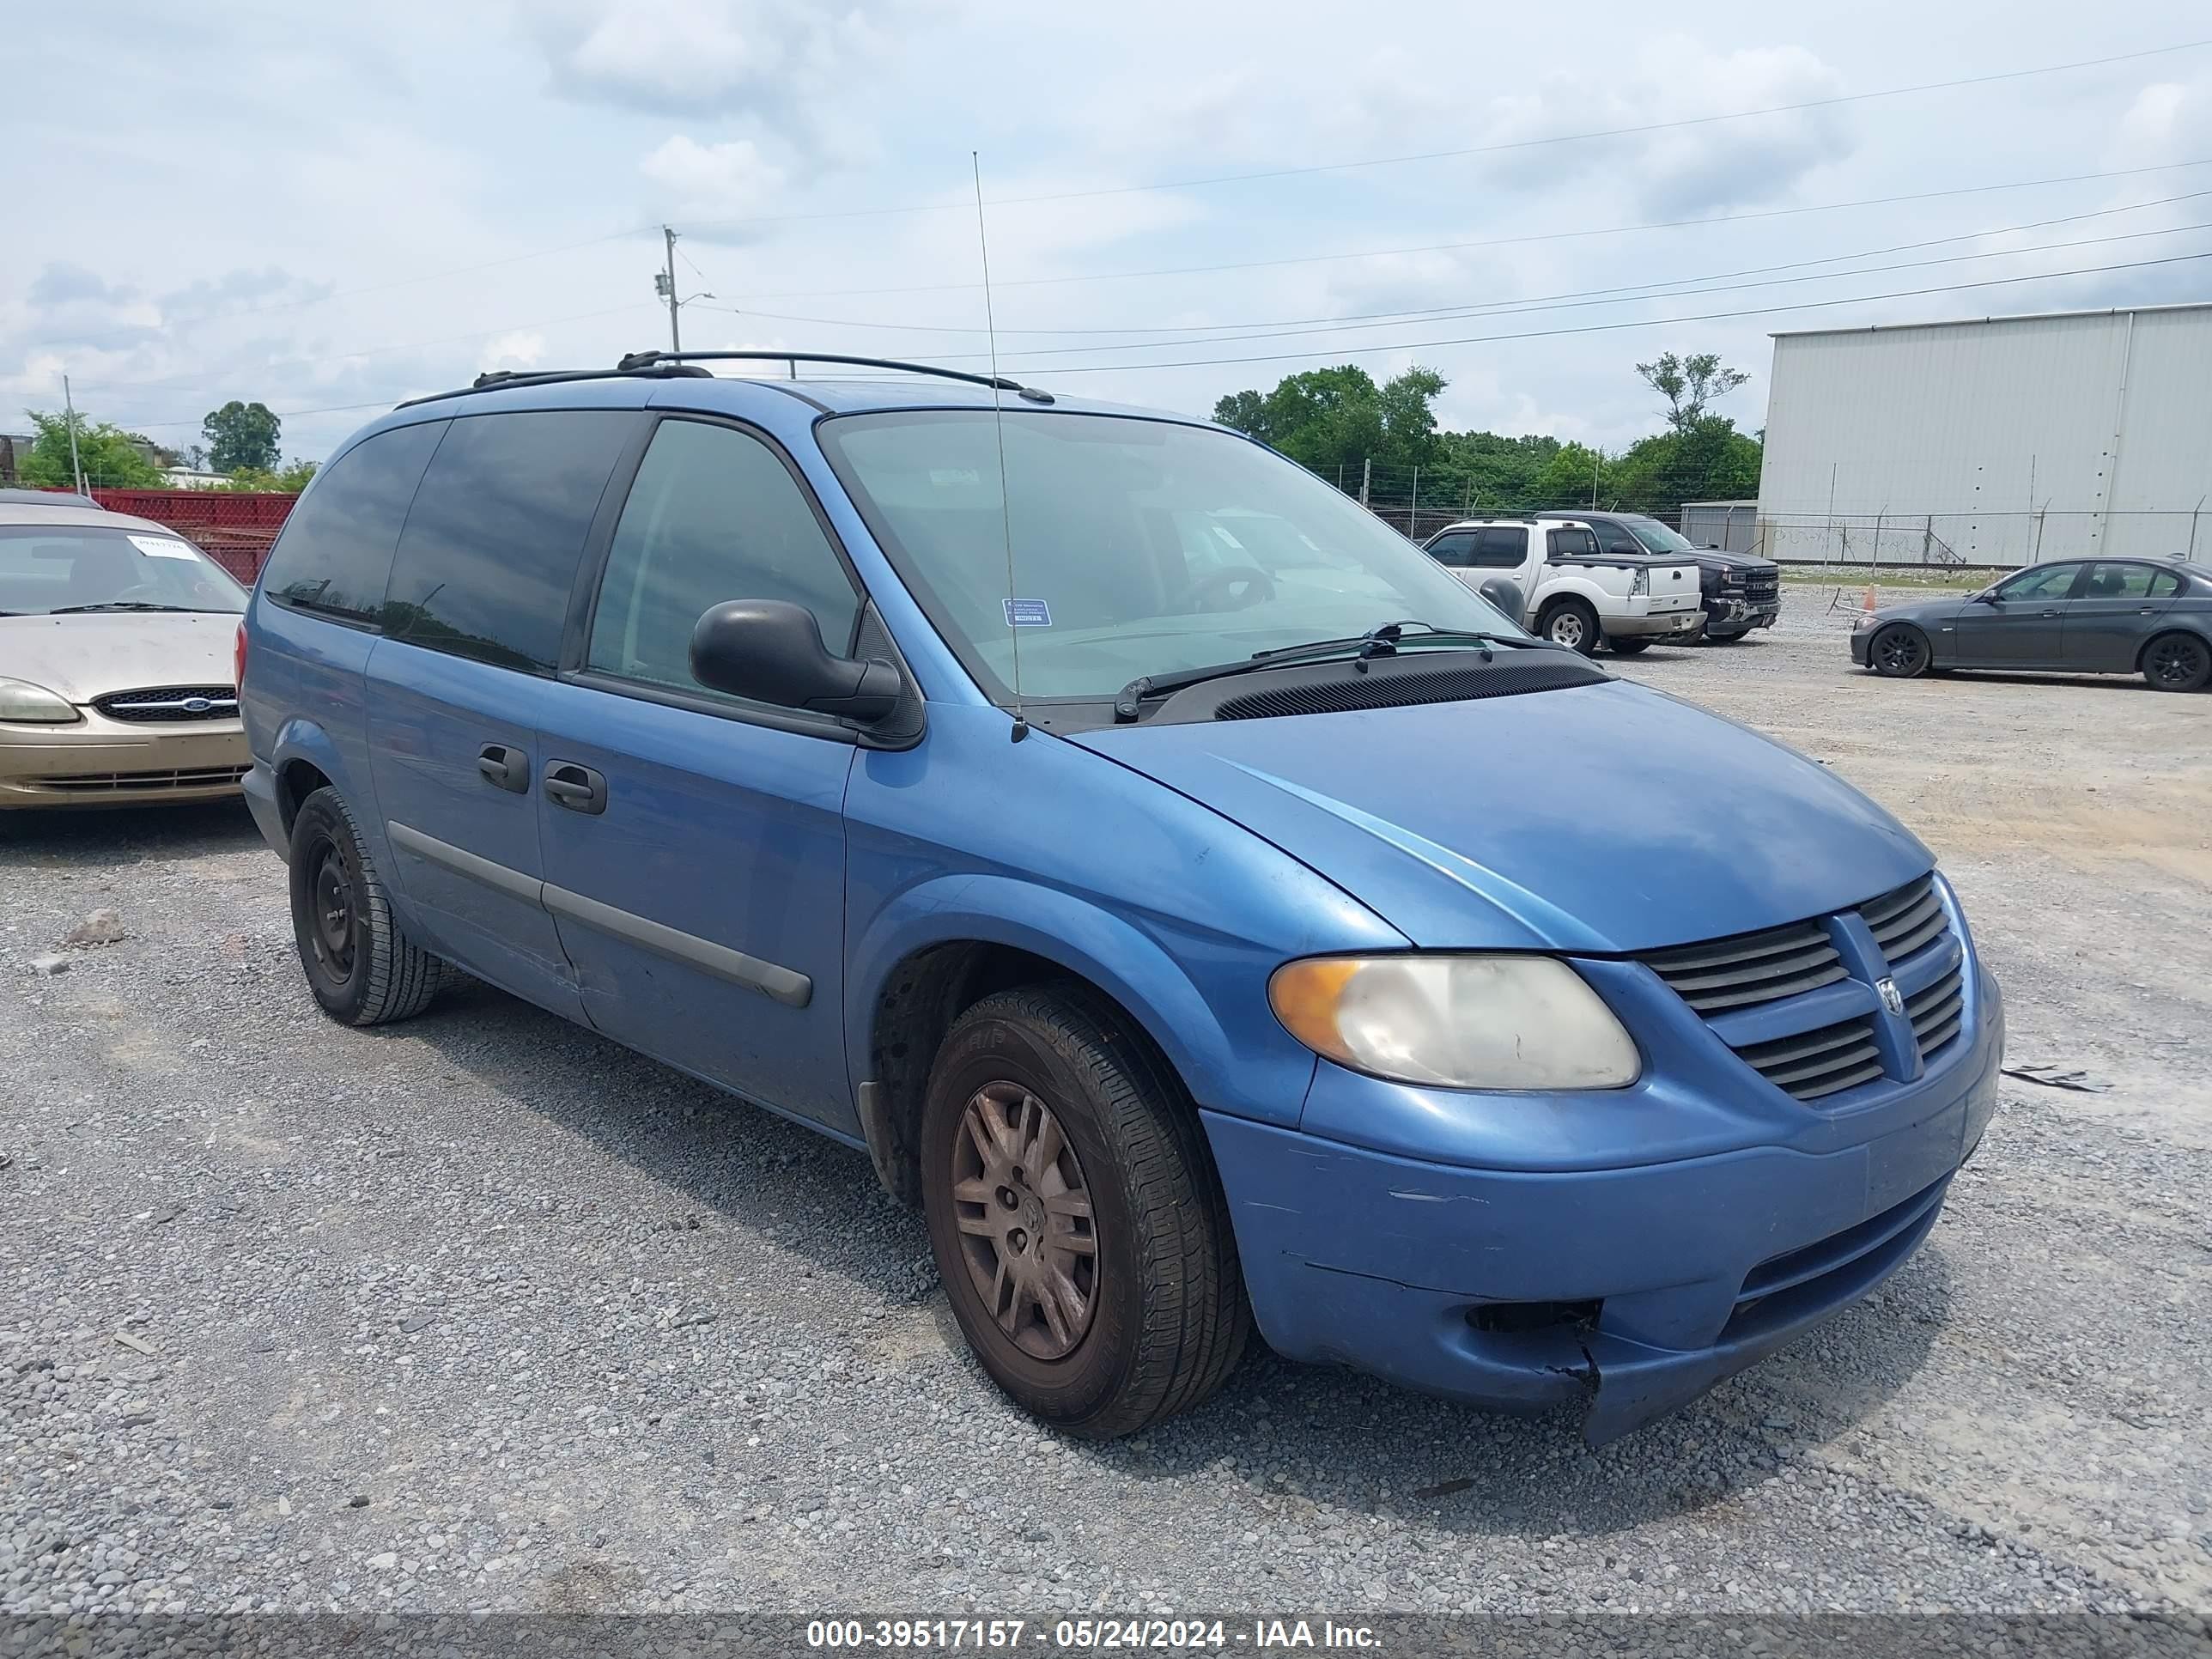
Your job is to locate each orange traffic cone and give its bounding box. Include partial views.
[1862,583,1878,612]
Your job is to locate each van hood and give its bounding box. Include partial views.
[0,611,240,703]
[1071,678,1929,953]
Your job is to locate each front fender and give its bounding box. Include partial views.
[844,872,1320,1127]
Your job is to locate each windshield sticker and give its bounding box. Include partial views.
[128,535,198,560]
[1003,598,1052,629]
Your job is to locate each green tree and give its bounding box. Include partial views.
[221,459,319,493]
[1529,441,1607,508]
[1212,363,1449,480]
[1635,351,1749,434]
[201,400,283,473]
[1606,416,1762,517]
[16,409,166,489]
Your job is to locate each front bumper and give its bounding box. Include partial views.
[1205,948,2002,1445]
[1705,594,1781,632]
[1606,608,1705,640]
[1849,624,1878,666]
[0,717,248,808]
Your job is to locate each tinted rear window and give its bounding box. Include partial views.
[258,421,445,625]
[382,410,634,674]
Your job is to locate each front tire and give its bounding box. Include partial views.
[287,787,445,1025]
[1869,623,1931,679]
[2142,631,2210,693]
[1703,626,1748,644]
[1605,635,1652,655]
[1540,599,1601,656]
[921,985,1249,1438]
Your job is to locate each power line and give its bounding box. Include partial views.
[927,219,2212,362]
[708,182,2212,341]
[679,37,2212,232]
[725,157,2212,302]
[992,249,2212,375]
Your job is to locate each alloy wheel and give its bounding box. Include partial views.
[950,1081,1099,1360]
[1875,627,1926,676]
[2148,635,2207,689]
[1549,612,1585,647]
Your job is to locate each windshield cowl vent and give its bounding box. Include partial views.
[1207,655,1607,722]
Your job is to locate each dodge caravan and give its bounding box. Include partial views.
[238,353,2002,1446]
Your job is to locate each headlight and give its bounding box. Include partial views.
[1853,614,1879,631]
[1268,955,1641,1091]
[0,678,80,724]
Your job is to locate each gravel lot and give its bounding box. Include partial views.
[3,588,2207,1624]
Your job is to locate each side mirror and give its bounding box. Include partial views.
[1971,589,1998,605]
[690,599,902,722]
[1476,575,1524,618]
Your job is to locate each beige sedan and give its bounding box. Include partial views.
[0,494,252,808]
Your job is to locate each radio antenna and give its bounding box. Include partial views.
[972,150,1027,742]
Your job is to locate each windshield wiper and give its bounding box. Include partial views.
[1112,622,1524,723]
[46,602,204,615]
[1251,619,1531,662]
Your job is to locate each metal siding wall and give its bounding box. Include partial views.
[1755,308,2212,566]
[2108,310,2212,561]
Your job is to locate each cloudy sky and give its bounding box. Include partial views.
[7,0,2210,465]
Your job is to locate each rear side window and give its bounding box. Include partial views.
[1547,527,1599,558]
[383,410,634,675]
[258,421,444,625]
[1425,531,1475,568]
[586,419,860,698]
[1471,526,1528,567]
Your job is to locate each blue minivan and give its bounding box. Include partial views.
[237,353,2002,1446]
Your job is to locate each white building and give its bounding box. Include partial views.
[1756,302,2212,568]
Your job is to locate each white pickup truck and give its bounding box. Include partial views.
[1422,517,1704,654]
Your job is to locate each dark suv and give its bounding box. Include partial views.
[1550,511,1780,641]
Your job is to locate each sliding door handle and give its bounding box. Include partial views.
[543,761,608,816]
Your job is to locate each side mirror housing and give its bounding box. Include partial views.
[690,599,902,722]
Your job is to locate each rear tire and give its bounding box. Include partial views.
[921,984,1249,1438]
[1605,635,1652,655]
[1869,623,1930,679]
[1540,599,1601,656]
[287,787,445,1026]
[2141,631,2210,693]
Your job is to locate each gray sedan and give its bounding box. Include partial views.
[1850,557,2212,692]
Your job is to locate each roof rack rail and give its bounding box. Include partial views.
[394,362,714,410]
[614,349,1055,404]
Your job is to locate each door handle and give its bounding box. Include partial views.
[477,744,529,793]
[543,761,608,816]
[2040,608,2061,617]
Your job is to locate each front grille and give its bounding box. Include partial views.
[1638,871,1963,1104]
[1638,918,1846,1013]
[1734,1015,1885,1100]
[1743,571,1780,602]
[34,766,248,793]
[1862,874,1945,961]
[94,685,239,724]
[1211,657,1603,721]
[1907,963,1966,1060]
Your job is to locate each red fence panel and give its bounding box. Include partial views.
[88,489,297,583]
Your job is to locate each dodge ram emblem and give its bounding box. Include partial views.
[1877,976,1904,1016]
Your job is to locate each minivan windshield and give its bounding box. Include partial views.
[820,410,1525,701]
[0,525,247,617]
[1618,515,1699,556]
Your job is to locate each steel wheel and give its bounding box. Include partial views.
[2143,633,2210,692]
[306,836,359,983]
[1871,623,1929,678]
[950,1081,1099,1360]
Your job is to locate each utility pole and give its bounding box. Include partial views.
[658,226,683,356]
[62,374,85,494]
[1358,457,1371,508]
